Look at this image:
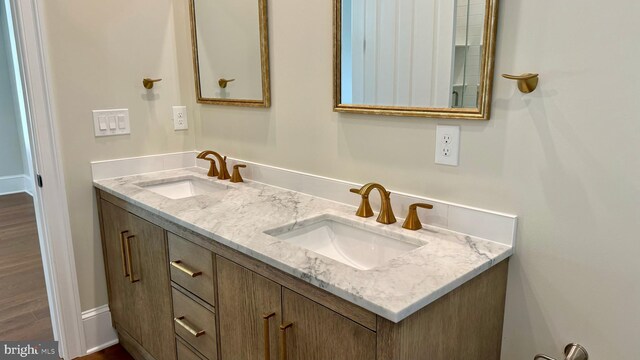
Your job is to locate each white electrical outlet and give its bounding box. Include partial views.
[173,106,188,130]
[435,125,460,166]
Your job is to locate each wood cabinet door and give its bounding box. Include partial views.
[216,256,281,360]
[130,214,176,360]
[281,288,376,360]
[99,200,141,341]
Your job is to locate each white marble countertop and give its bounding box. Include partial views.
[94,167,513,322]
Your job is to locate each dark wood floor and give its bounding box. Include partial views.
[75,344,134,360]
[0,192,54,341]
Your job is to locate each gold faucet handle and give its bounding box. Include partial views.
[402,203,434,231]
[230,164,247,183]
[350,188,374,218]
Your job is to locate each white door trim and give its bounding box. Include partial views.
[9,0,85,358]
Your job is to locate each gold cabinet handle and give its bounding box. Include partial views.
[170,260,202,278]
[402,203,434,231]
[279,322,293,360]
[501,73,539,93]
[119,231,130,277]
[174,316,205,338]
[124,235,139,283]
[262,312,276,360]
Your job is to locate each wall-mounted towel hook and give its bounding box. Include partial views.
[143,78,162,89]
[502,73,539,93]
[218,78,236,88]
[535,343,588,360]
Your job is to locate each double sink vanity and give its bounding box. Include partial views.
[94,151,513,360]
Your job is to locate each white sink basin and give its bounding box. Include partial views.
[138,177,228,199]
[267,217,422,270]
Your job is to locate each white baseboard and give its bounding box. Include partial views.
[23,175,35,196]
[0,174,32,196]
[81,305,118,354]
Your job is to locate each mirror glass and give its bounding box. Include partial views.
[334,0,498,119]
[190,0,270,107]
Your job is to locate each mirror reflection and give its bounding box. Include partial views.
[337,0,496,118]
[190,0,270,107]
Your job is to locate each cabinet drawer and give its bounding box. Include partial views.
[168,233,215,304]
[172,288,217,360]
[176,337,207,360]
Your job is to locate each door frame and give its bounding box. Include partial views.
[8,0,85,358]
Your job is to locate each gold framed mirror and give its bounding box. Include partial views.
[333,0,499,120]
[189,0,271,107]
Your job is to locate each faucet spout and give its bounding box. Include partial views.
[196,150,230,180]
[350,183,396,225]
[197,151,219,177]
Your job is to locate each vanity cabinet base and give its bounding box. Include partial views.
[97,188,509,360]
[377,260,509,360]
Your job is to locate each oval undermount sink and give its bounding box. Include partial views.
[266,217,422,270]
[137,177,228,199]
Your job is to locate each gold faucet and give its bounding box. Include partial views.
[196,151,231,180]
[350,183,396,225]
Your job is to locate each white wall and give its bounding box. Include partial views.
[0,1,25,179]
[192,0,640,358]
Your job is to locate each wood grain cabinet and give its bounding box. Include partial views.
[99,199,176,360]
[216,256,375,360]
[98,190,509,360]
[281,288,376,360]
[216,256,281,360]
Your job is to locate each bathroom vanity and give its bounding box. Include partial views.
[95,168,512,360]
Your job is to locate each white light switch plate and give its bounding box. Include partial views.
[435,125,460,166]
[93,109,130,137]
[173,106,188,130]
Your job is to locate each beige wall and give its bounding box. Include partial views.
[38,0,639,358]
[38,0,195,310]
[191,0,640,359]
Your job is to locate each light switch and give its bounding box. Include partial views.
[108,116,117,130]
[98,116,107,131]
[93,109,130,137]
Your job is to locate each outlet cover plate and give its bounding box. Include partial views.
[435,125,460,166]
[173,106,188,130]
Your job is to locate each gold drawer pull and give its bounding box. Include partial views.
[170,260,203,278]
[174,316,205,338]
[262,312,276,360]
[279,322,293,360]
[124,235,139,283]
